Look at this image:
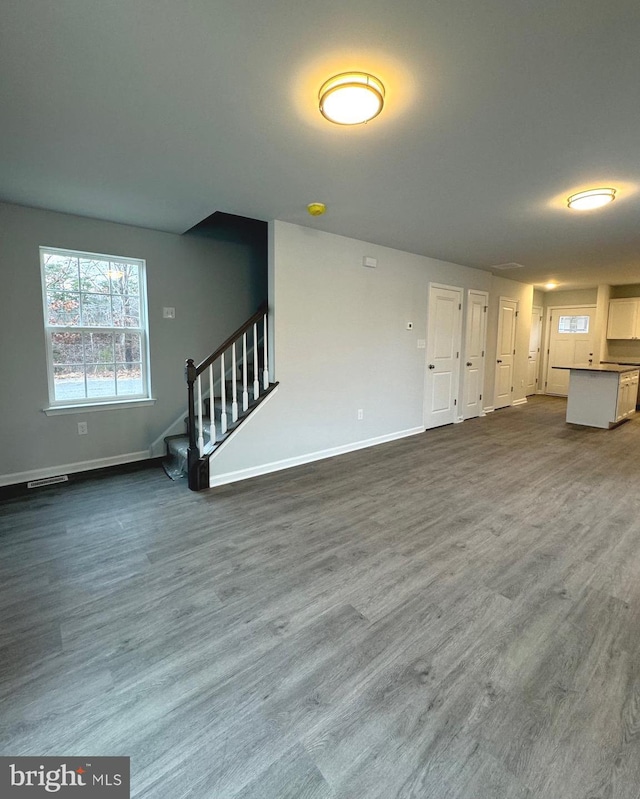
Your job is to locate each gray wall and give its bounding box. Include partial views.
[209,222,532,486]
[0,202,266,482]
[543,287,598,307]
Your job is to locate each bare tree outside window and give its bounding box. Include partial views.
[41,248,150,404]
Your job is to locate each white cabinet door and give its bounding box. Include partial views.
[607,299,640,339]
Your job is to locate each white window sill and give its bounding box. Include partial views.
[43,398,157,416]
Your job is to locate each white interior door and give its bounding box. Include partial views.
[545,306,595,396]
[494,297,518,410]
[424,284,463,429]
[526,305,542,395]
[462,290,488,419]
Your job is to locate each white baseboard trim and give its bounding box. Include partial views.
[512,398,528,406]
[209,426,424,488]
[483,406,495,414]
[0,451,152,488]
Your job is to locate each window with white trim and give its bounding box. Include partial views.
[40,247,151,406]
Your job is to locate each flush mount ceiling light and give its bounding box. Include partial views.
[319,72,385,125]
[545,282,558,290]
[567,187,616,210]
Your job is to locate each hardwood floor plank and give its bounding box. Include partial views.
[2,396,640,797]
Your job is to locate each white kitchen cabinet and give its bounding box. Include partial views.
[606,298,640,339]
[615,370,639,422]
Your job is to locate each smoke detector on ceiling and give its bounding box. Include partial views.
[491,262,525,271]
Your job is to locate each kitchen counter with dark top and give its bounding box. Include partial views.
[552,365,639,428]
[553,364,640,374]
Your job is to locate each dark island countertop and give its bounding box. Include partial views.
[552,364,640,374]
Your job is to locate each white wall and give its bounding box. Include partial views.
[209,222,532,486]
[0,202,266,483]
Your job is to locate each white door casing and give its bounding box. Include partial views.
[494,297,518,410]
[545,306,596,396]
[424,284,463,429]
[526,305,542,395]
[462,290,488,420]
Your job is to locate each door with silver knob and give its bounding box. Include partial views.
[424,283,463,429]
[545,306,596,396]
[494,297,518,409]
[526,305,542,395]
[462,289,488,420]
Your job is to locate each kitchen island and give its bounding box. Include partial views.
[552,364,639,428]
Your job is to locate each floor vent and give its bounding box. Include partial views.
[491,262,525,270]
[27,475,69,489]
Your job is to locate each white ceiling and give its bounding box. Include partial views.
[1,0,639,290]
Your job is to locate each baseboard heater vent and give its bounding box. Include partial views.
[27,475,69,489]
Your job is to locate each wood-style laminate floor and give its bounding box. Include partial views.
[2,395,640,798]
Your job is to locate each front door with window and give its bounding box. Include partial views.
[545,306,595,396]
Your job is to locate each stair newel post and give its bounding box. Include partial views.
[253,322,260,400]
[220,351,228,434]
[197,374,205,456]
[242,332,249,412]
[231,342,238,423]
[262,312,269,390]
[185,358,200,491]
[208,364,215,445]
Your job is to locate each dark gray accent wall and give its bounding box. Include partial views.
[0,202,266,481]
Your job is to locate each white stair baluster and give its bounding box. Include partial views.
[231,343,238,422]
[262,313,269,390]
[242,332,249,411]
[197,375,205,456]
[220,352,228,434]
[208,364,215,445]
[253,322,260,400]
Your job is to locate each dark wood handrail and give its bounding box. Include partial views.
[185,302,269,490]
[194,302,268,377]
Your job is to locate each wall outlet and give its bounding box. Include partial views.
[357,409,364,420]
[163,307,176,319]
[77,421,88,435]
[417,339,426,349]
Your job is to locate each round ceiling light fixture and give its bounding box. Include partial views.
[567,187,616,210]
[319,72,385,125]
[544,282,558,290]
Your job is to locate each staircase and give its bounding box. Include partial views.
[163,303,278,490]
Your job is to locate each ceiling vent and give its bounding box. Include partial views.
[491,262,525,271]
